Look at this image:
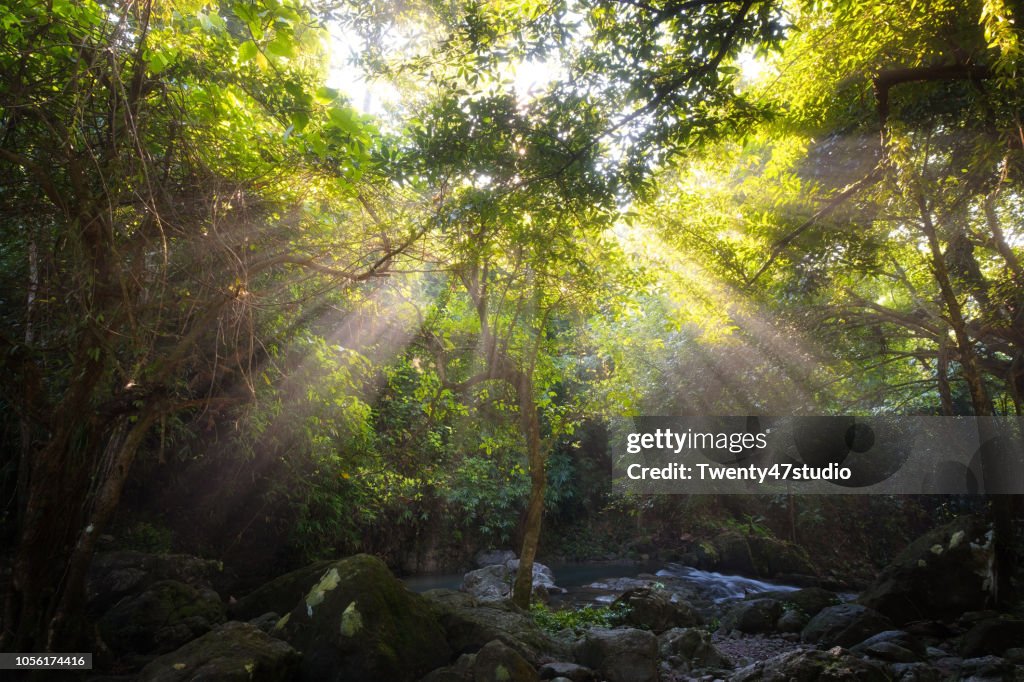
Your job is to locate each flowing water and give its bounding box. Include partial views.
[403,561,805,610]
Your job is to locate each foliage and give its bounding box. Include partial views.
[3,0,1024,651]
[530,601,631,634]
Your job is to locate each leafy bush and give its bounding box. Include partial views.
[119,521,174,553]
[530,602,631,634]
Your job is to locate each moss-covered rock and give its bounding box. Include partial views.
[573,627,658,682]
[759,587,838,619]
[748,536,818,578]
[98,579,226,658]
[612,588,702,633]
[658,627,732,672]
[858,515,993,624]
[138,621,299,681]
[422,589,563,664]
[230,560,335,621]
[711,532,757,575]
[276,554,451,681]
[473,639,539,682]
[88,551,226,615]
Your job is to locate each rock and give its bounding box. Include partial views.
[98,580,226,658]
[462,561,562,602]
[137,621,299,682]
[1004,648,1024,664]
[801,604,893,648]
[861,641,918,663]
[506,560,564,594]
[748,536,818,578]
[462,565,513,602]
[959,618,1024,657]
[887,662,942,681]
[276,554,451,681]
[475,550,517,568]
[612,588,702,633]
[573,628,658,682]
[658,627,731,671]
[581,577,655,593]
[858,516,993,624]
[851,630,925,662]
[247,612,281,634]
[904,620,957,639]
[419,654,476,682]
[958,655,1014,682]
[88,551,225,615]
[538,661,597,681]
[473,640,539,682]
[729,648,890,681]
[759,587,838,618]
[230,559,335,621]
[776,608,809,633]
[712,532,757,575]
[720,598,783,634]
[423,589,561,664]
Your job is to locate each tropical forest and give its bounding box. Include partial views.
[1,0,1023,680]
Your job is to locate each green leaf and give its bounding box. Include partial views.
[267,33,296,59]
[238,40,258,63]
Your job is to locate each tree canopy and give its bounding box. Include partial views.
[1,0,1022,652]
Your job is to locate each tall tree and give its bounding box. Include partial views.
[0,0,400,650]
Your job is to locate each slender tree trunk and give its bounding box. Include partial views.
[916,190,1015,607]
[511,371,546,609]
[937,340,955,416]
[48,412,158,648]
[915,192,992,417]
[16,238,39,532]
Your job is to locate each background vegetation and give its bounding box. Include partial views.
[0,0,1021,651]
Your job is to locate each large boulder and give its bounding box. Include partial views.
[730,648,890,682]
[475,550,518,568]
[573,628,658,682]
[137,621,299,682]
[712,532,757,575]
[612,588,702,633]
[858,516,993,624]
[748,536,818,578]
[230,560,335,620]
[462,565,514,602]
[275,554,451,681]
[98,580,226,658]
[422,589,561,664]
[473,639,539,682]
[959,618,1024,658]
[801,604,893,648]
[759,587,838,618]
[462,561,563,602]
[88,551,225,615]
[720,598,783,634]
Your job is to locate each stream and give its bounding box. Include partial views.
[403,561,810,614]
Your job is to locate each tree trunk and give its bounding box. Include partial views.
[511,371,546,609]
[916,190,1015,607]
